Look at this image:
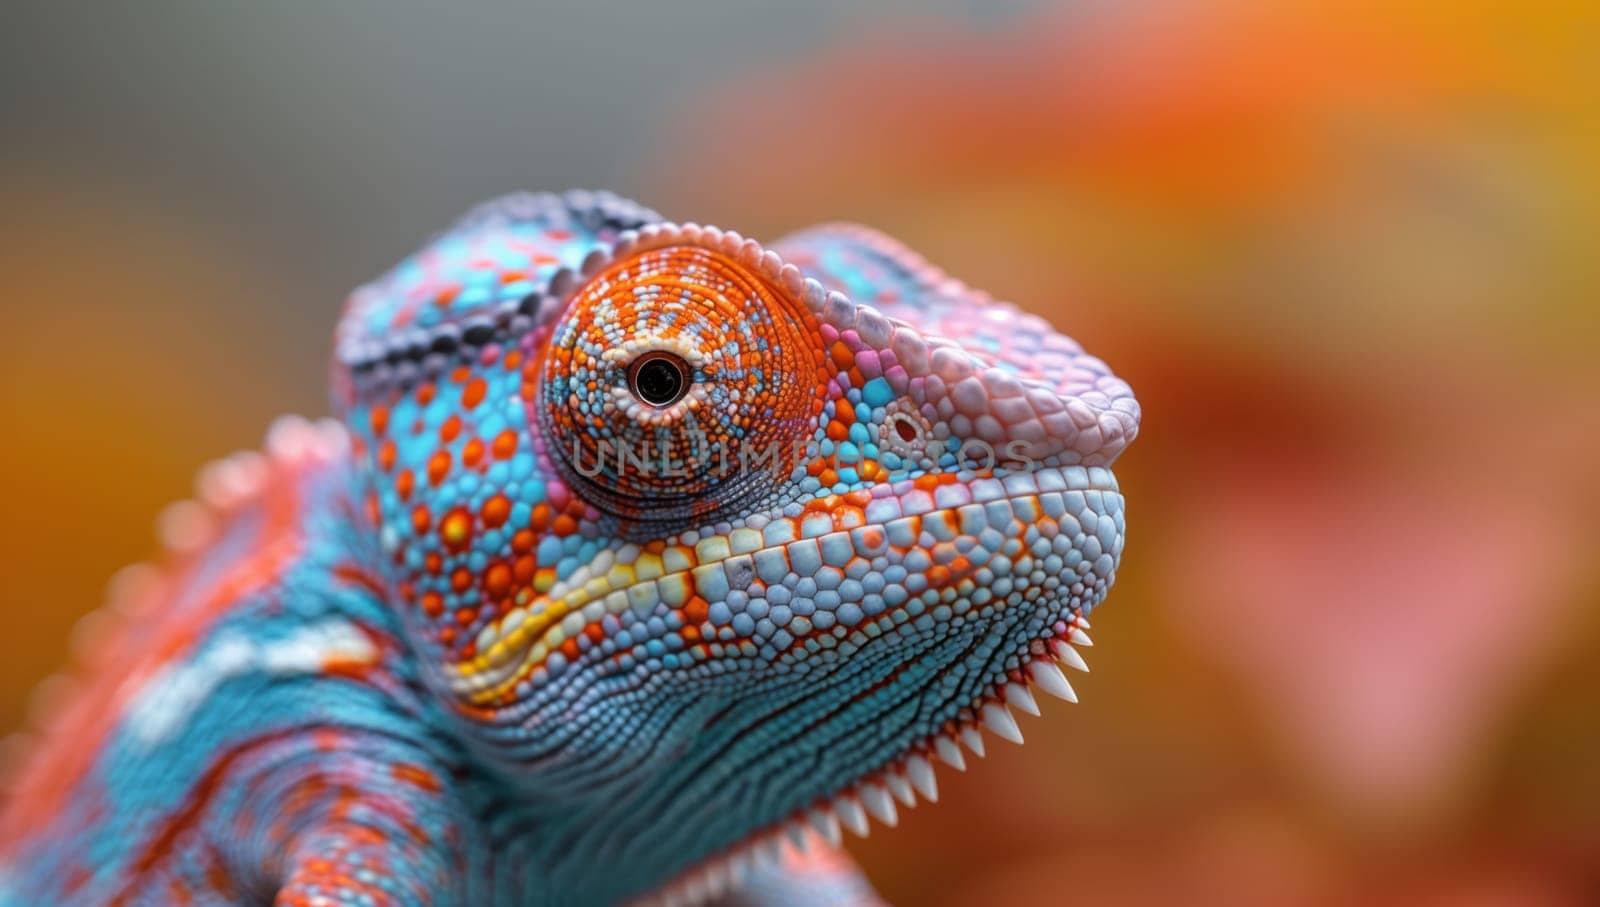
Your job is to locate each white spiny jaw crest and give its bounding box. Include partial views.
[632,616,1094,907]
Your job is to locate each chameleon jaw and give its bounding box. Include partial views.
[631,616,1096,907]
[443,464,1122,704]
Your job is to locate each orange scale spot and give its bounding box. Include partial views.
[584,623,606,644]
[424,552,442,573]
[420,592,443,618]
[370,407,390,435]
[450,366,472,384]
[835,400,854,423]
[440,415,462,443]
[411,506,432,533]
[681,624,701,643]
[521,381,538,400]
[492,430,518,458]
[529,504,552,532]
[416,382,437,405]
[395,468,416,501]
[513,554,536,583]
[364,493,381,526]
[820,469,839,486]
[427,451,452,485]
[459,640,477,661]
[483,562,512,598]
[439,508,473,551]
[439,626,457,644]
[462,437,485,467]
[552,514,578,536]
[503,350,523,371]
[461,379,487,409]
[926,565,952,587]
[826,421,849,442]
[454,607,478,626]
[803,495,837,515]
[684,596,710,624]
[481,494,511,527]
[559,638,581,661]
[511,530,535,555]
[377,440,397,471]
[450,568,473,593]
[391,761,443,794]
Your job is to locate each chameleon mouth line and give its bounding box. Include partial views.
[631,616,1096,907]
[448,466,1120,703]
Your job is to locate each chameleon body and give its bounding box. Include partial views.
[0,191,1138,905]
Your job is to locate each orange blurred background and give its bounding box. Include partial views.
[3,2,1597,903]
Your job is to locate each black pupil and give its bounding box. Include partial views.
[632,355,687,407]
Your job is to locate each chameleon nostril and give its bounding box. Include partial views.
[628,352,690,408]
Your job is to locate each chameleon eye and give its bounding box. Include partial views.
[540,239,828,523]
[628,352,690,408]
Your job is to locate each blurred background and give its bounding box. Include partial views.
[3,1,1597,903]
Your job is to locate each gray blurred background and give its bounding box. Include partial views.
[3,1,1038,414]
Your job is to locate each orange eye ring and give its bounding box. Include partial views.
[541,242,829,523]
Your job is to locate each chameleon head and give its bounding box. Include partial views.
[335,193,1138,898]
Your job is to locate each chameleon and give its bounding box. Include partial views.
[0,190,1139,906]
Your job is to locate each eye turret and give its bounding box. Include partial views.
[538,240,828,524]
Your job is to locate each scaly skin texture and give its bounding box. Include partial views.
[0,191,1138,906]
